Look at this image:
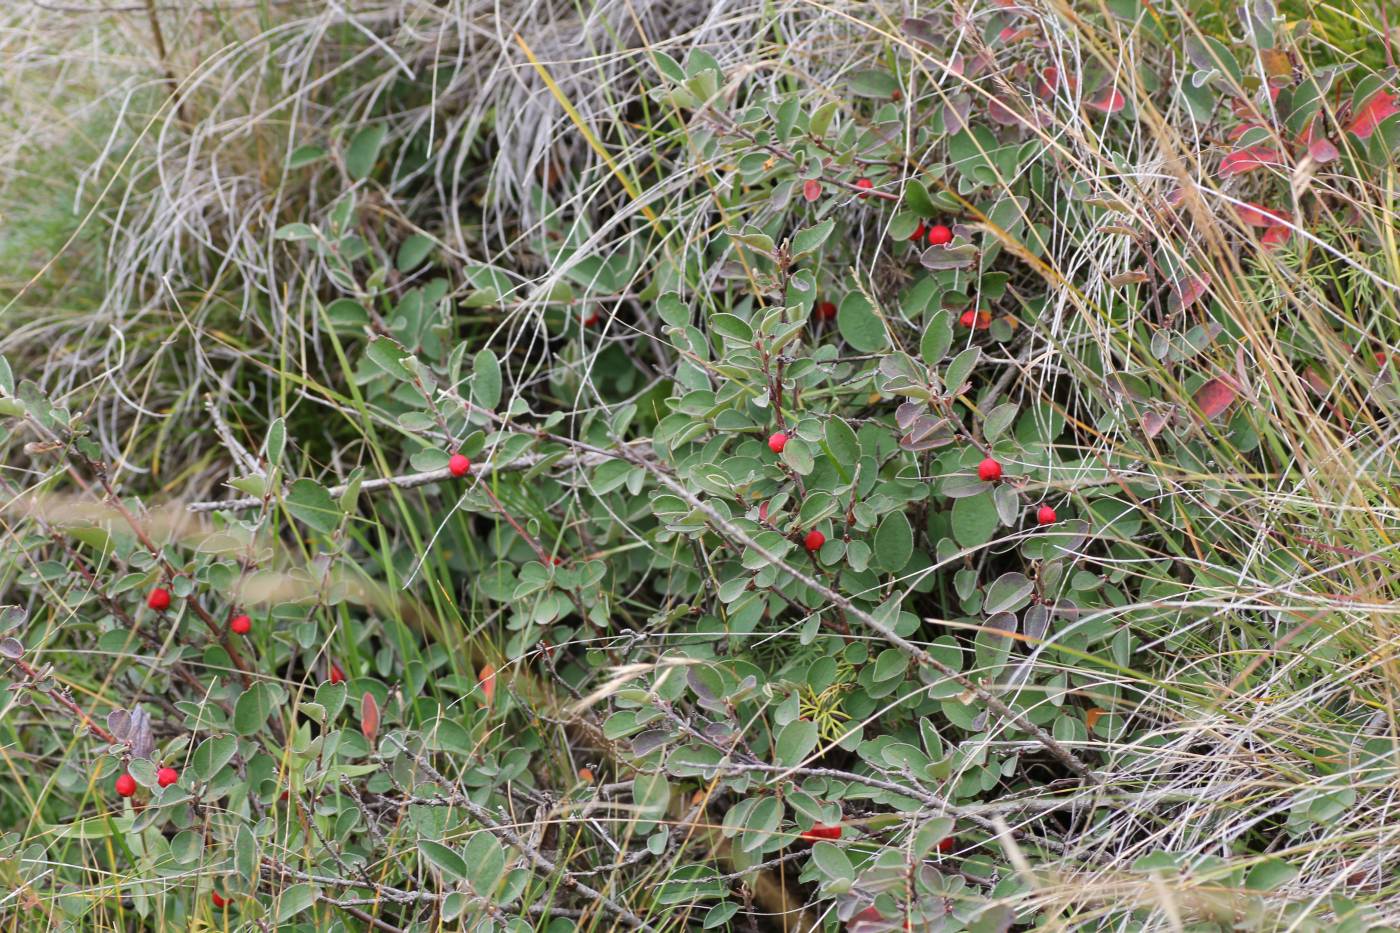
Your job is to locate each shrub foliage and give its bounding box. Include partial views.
[2,0,1400,930]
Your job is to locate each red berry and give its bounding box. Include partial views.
[448,453,471,477]
[928,224,953,245]
[146,587,171,611]
[1036,505,1057,525]
[115,773,137,797]
[977,458,1002,482]
[959,310,976,328]
[909,222,927,242]
[816,300,838,321]
[938,835,956,853]
[229,614,251,636]
[803,529,826,553]
[211,892,229,909]
[328,662,345,685]
[583,310,601,327]
[768,432,788,454]
[854,177,874,198]
[157,767,178,788]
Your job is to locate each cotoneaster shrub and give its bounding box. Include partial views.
[2,0,1399,931]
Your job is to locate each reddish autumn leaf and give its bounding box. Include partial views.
[360,691,379,745]
[1235,202,1290,227]
[802,179,822,202]
[1193,375,1239,420]
[1347,89,1400,140]
[1169,274,1210,312]
[987,96,1020,125]
[849,907,893,932]
[800,823,843,841]
[1036,66,1078,99]
[1219,145,1283,176]
[1301,367,1330,395]
[1307,137,1340,164]
[1227,121,1266,142]
[479,663,497,703]
[1141,410,1169,438]
[1260,225,1292,250]
[1087,87,1126,114]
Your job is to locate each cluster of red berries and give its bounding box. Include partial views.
[147,585,259,638]
[766,432,829,552]
[910,221,954,246]
[977,458,1059,525]
[766,450,1057,558]
[114,766,179,798]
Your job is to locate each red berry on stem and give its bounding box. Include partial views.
[157,767,178,788]
[816,300,837,321]
[854,177,874,198]
[328,662,345,685]
[959,310,976,328]
[230,614,251,636]
[211,892,229,909]
[803,529,826,553]
[928,224,953,246]
[768,432,788,454]
[115,773,137,797]
[448,453,471,477]
[977,458,1002,482]
[1036,505,1057,525]
[938,835,956,853]
[583,310,601,327]
[909,222,927,242]
[147,587,171,611]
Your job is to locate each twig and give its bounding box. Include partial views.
[4,657,119,745]
[185,444,650,513]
